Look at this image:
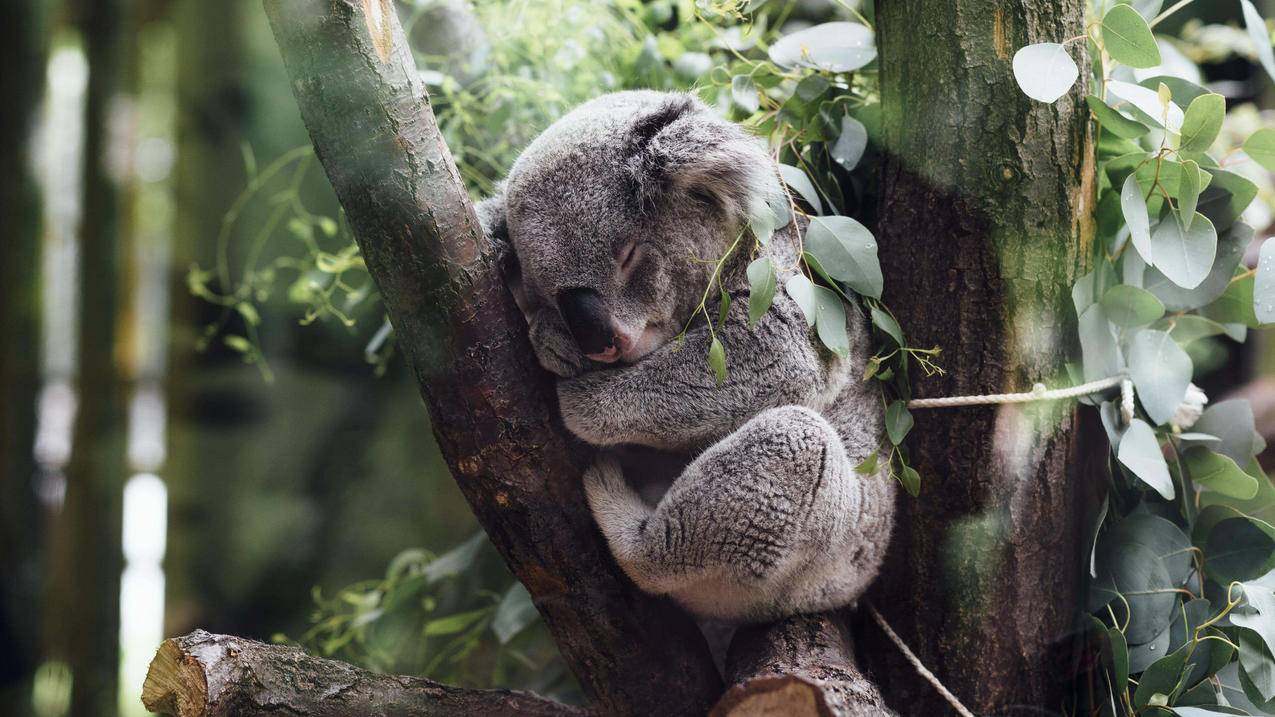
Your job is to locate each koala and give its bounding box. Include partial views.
[477,90,895,623]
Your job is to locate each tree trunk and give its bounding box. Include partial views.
[259,1,722,714]
[141,630,585,717]
[867,0,1093,713]
[0,0,50,714]
[713,614,895,717]
[46,0,132,714]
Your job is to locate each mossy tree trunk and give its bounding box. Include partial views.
[0,0,50,714]
[866,0,1094,712]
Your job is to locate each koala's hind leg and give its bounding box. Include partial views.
[585,405,892,621]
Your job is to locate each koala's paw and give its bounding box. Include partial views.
[583,455,647,540]
[528,314,583,378]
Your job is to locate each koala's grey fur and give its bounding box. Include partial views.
[478,90,895,623]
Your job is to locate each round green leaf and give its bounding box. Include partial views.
[784,274,817,327]
[885,400,913,445]
[746,257,777,326]
[1256,238,1275,325]
[1184,447,1260,500]
[1118,418,1175,499]
[1107,80,1184,133]
[812,285,849,357]
[1180,93,1225,154]
[1150,211,1217,290]
[768,22,876,73]
[1102,4,1162,69]
[1245,128,1275,173]
[831,114,868,171]
[1121,173,1153,264]
[778,164,823,215]
[1101,284,1165,327]
[804,216,883,299]
[1128,329,1192,426]
[1012,43,1079,103]
[1087,95,1150,139]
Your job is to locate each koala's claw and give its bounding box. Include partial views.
[528,315,583,378]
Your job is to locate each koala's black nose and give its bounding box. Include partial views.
[557,288,615,355]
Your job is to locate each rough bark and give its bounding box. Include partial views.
[259,1,721,714]
[0,0,49,714]
[140,630,585,717]
[45,0,132,715]
[867,0,1093,713]
[713,614,895,717]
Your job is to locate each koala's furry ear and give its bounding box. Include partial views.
[623,94,780,220]
[475,183,509,250]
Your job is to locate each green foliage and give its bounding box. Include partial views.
[1014,1,1275,711]
[283,533,575,699]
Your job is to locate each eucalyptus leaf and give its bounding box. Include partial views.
[899,465,921,497]
[779,163,823,215]
[831,114,868,170]
[1127,329,1192,426]
[1118,418,1175,499]
[1012,43,1080,103]
[1102,4,1162,69]
[1180,93,1226,154]
[746,257,777,326]
[1259,239,1275,325]
[1184,447,1260,500]
[870,306,905,346]
[768,22,876,73]
[1134,643,1190,709]
[813,285,849,357]
[785,274,817,327]
[1246,128,1275,173]
[1088,94,1150,139]
[885,400,914,445]
[708,336,727,385]
[1179,159,1201,229]
[1192,399,1262,466]
[1150,211,1217,290]
[491,582,538,645]
[1122,173,1154,264]
[804,216,883,299]
[1145,221,1251,311]
[730,74,760,113]
[1079,304,1124,382]
[1198,169,1259,232]
[1102,284,1165,326]
[1107,79,1184,133]
[1094,539,1178,643]
[1242,0,1275,84]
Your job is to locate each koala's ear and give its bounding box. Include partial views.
[475,183,509,250]
[623,94,779,220]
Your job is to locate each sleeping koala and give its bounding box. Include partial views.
[477,90,895,623]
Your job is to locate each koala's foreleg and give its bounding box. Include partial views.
[585,405,893,621]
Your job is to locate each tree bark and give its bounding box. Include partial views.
[713,614,895,717]
[259,1,722,714]
[140,630,585,717]
[867,0,1093,713]
[0,0,50,714]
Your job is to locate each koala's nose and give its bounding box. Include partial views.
[557,287,617,357]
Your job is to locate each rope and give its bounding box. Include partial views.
[906,375,1124,410]
[866,601,977,717]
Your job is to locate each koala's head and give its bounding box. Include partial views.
[481,91,781,371]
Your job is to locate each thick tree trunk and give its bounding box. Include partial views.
[46,1,132,715]
[867,0,1093,713]
[0,0,50,714]
[713,614,894,717]
[259,1,721,714]
[141,630,585,717]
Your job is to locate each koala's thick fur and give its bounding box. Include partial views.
[477,90,895,623]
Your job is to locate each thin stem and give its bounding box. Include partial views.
[1149,0,1195,29]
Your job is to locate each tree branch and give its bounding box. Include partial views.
[712,614,895,717]
[258,0,721,714]
[141,630,585,717]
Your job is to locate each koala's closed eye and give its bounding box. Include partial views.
[617,241,646,276]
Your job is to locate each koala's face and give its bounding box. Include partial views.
[494,91,777,371]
